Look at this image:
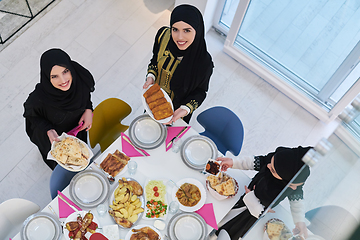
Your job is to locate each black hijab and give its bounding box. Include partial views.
[169,4,213,95]
[251,146,312,207]
[35,48,95,111]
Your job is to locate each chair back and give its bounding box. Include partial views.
[197,106,244,156]
[89,98,132,152]
[50,165,77,199]
[0,198,40,239]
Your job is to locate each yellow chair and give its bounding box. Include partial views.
[89,98,132,152]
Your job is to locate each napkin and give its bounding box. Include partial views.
[121,132,149,157]
[67,122,84,137]
[165,126,191,151]
[195,203,218,230]
[89,233,109,240]
[58,190,82,218]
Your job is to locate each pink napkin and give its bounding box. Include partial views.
[89,233,109,240]
[121,132,149,157]
[195,203,218,230]
[67,122,84,137]
[165,126,191,151]
[58,190,82,218]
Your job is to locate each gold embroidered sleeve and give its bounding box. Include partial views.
[147,65,158,79]
[185,100,199,114]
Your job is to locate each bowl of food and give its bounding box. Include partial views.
[203,159,221,175]
[206,172,238,200]
[263,218,293,240]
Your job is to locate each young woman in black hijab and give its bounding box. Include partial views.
[215,146,312,239]
[23,48,95,170]
[143,4,214,124]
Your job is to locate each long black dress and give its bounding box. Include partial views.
[216,146,311,239]
[147,5,214,123]
[23,49,95,170]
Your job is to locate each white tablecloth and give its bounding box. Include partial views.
[13,119,252,240]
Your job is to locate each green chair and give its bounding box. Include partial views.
[89,98,132,152]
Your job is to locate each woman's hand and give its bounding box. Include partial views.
[216,157,233,171]
[47,129,60,144]
[79,109,93,131]
[165,108,188,125]
[294,222,308,238]
[143,76,155,89]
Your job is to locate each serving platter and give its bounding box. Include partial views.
[124,224,162,240]
[167,212,207,240]
[143,178,169,220]
[142,84,174,124]
[180,135,218,171]
[21,212,62,240]
[108,178,145,228]
[171,178,206,212]
[129,114,167,150]
[47,133,93,172]
[63,211,99,240]
[69,170,110,209]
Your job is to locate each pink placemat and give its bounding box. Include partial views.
[58,190,82,218]
[121,132,149,157]
[195,203,218,230]
[165,126,191,151]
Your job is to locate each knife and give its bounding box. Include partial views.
[122,135,147,156]
[58,194,80,212]
[166,126,188,148]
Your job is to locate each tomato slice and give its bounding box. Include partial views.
[153,186,158,192]
[154,192,159,197]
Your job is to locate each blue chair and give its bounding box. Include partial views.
[49,165,77,199]
[197,106,244,156]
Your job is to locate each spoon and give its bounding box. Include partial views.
[89,163,115,184]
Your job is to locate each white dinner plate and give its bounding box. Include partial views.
[108,178,145,228]
[135,118,162,143]
[143,178,169,220]
[180,135,218,171]
[47,133,93,172]
[129,114,167,150]
[167,212,206,240]
[63,211,99,240]
[142,84,174,124]
[124,224,162,240]
[69,170,110,209]
[172,178,206,212]
[21,212,62,240]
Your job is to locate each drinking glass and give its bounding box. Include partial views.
[96,204,107,217]
[172,137,183,153]
[169,201,179,214]
[128,161,137,175]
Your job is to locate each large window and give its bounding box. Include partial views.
[215,0,360,121]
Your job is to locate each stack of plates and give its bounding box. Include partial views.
[69,170,110,208]
[167,212,207,240]
[180,135,218,171]
[20,212,62,240]
[129,114,167,149]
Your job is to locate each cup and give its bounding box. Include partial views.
[172,137,183,153]
[96,204,107,217]
[128,161,137,175]
[169,201,179,214]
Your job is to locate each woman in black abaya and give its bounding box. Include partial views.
[23,48,95,170]
[216,146,312,239]
[143,4,214,124]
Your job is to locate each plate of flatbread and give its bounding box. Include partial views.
[47,133,93,172]
[142,84,174,124]
[263,218,293,240]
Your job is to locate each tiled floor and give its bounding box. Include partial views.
[0,0,349,235]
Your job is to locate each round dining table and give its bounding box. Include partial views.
[13,118,253,240]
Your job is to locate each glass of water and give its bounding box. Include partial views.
[172,137,183,153]
[128,161,137,175]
